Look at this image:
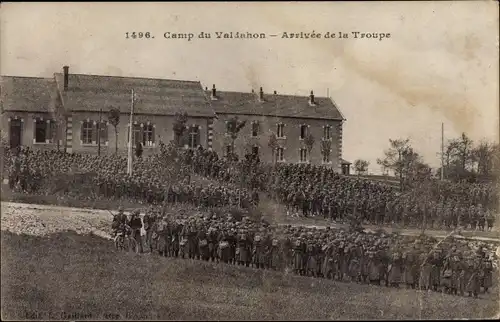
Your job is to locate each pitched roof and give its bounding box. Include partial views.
[341,159,352,165]
[54,73,215,117]
[205,90,344,121]
[1,76,57,113]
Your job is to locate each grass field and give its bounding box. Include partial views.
[1,231,498,320]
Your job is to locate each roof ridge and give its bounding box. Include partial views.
[53,72,201,84]
[206,89,330,99]
[1,75,53,80]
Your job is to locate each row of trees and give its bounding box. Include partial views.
[440,133,499,182]
[362,133,499,191]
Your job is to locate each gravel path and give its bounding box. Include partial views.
[2,201,499,244]
[1,202,114,239]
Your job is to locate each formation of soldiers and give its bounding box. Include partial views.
[5,147,256,209]
[270,164,496,231]
[3,145,497,232]
[178,148,497,231]
[114,206,497,298]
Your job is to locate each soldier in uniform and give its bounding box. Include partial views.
[253,233,266,269]
[218,231,231,264]
[129,210,144,253]
[293,235,306,276]
[197,225,209,261]
[268,238,281,271]
[208,227,218,262]
[143,208,157,253]
[402,250,417,289]
[171,221,181,258]
[465,258,481,298]
[481,256,493,293]
[429,251,443,292]
[305,239,318,277]
[388,252,403,288]
[238,231,251,267]
[367,251,383,286]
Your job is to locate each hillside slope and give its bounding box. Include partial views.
[1,231,498,320]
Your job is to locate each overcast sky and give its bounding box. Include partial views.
[1,2,498,173]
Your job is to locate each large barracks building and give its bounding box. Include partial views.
[1,66,347,171]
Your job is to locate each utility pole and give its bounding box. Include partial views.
[127,89,135,175]
[441,122,444,180]
[97,108,102,156]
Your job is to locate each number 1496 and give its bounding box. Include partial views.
[125,32,153,39]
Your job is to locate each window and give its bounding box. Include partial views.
[82,121,94,145]
[277,123,285,138]
[34,119,48,143]
[251,122,259,137]
[299,148,308,162]
[143,124,155,147]
[300,125,308,140]
[323,125,331,140]
[322,149,331,163]
[128,123,155,147]
[276,147,284,162]
[188,125,200,149]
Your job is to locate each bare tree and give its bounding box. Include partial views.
[226,116,246,160]
[304,132,315,155]
[354,159,370,175]
[173,112,189,147]
[107,107,120,154]
[472,141,496,176]
[321,139,332,163]
[377,138,430,191]
[268,132,278,163]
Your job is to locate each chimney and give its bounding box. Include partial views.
[251,89,255,94]
[205,87,208,91]
[309,90,315,106]
[211,84,217,100]
[63,66,69,91]
[259,87,264,101]
[273,90,277,95]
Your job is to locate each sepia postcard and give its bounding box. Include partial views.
[0,1,499,321]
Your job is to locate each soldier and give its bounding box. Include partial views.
[441,255,454,294]
[367,251,383,286]
[171,221,181,258]
[347,246,361,283]
[481,256,493,293]
[430,251,443,292]
[465,258,481,298]
[253,233,266,269]
[238,231,251,267]
[402,251,417,289]
[486,209,495,231]
[129,210,143,253]
[143,208,156,253]
[293,235,306,276]
[218,231,231,264]
[388,252,403,288]
[305,239,318,277]
[268,238,281,271]
[419,253,432,291]
[197,226,209,261]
